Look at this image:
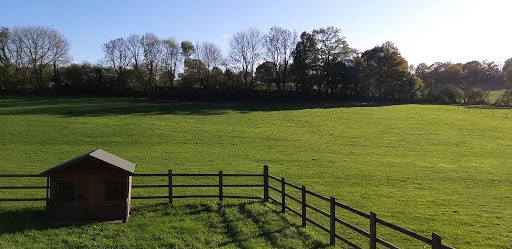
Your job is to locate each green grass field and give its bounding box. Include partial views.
[0,97,511,248]
[488,89,506,104]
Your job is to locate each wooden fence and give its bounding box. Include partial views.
[131,170,264,202]
[0,174,50,202]
[0,166,454,249]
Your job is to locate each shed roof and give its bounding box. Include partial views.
[40,149,136,176]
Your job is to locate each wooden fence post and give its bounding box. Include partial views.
[263,165,269,202]
[281,177,286,213]
[219,171,223,202]
[330,196,336,246]
[45,176,50,214]
[370,211,377,249]
[124,176,130,223]
[432,233,442,249]
[301,185,306,227]
[168,169,173,204]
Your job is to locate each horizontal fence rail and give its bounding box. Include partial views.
[0,174,49,202]
[1,166,453,249]
[0,174,45,177]
[131,169,264,203]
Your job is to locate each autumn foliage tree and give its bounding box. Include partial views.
[359,41,422,101]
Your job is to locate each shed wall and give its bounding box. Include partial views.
[48,160,131,223]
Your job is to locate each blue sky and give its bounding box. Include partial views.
[2,0,511,67]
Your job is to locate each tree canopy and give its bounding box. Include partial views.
[0,25,510,105]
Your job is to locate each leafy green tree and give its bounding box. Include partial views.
[360,41,422,101]
[62,62,105,91]
[180,58,208,89]
[458,87,489,104]
[312,26,355,94]
[462,61,486,86]
[461,60,502,89]
[414,63,437,102]
[330,60,361,97]
[291,32,318,92]
[180,41,195,59]
[503,58,512,88]
[416,62,463,102]
[430,62,463,86]
[495,58,512,104]
[255,61,277,91]
[209,67,226,89]
[437,84,461,103]
[481,61,503,88]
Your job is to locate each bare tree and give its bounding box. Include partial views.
[102,37,130,90]
[102,37,129,73]
[10,26,71,89]
[195,42,223,88]
[126,34,143,78]
[141,33,162,91]
[0,27,15,90]
[161,38,181,87]
[196,42,223,71]
[264,26,297,92]
[49,29,71,86]
[229,28,263,90]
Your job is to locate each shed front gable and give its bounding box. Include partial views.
[40,149,136,176]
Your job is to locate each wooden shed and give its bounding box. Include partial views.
[40,149,136,224]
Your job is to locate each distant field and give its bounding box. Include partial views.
[488,89,506,103]
[0,97,511,248]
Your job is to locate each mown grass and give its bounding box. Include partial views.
[0,96,511,248]
[0,201,326,249]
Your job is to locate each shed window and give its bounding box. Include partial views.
[54,182,75,201]
[105,182,125,200]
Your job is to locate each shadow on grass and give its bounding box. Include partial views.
[0,96,391,117]
[1,201,330,248]
[217,202,330,249]
[0,207,49,234]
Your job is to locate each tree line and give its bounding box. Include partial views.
[1,25,512,104]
